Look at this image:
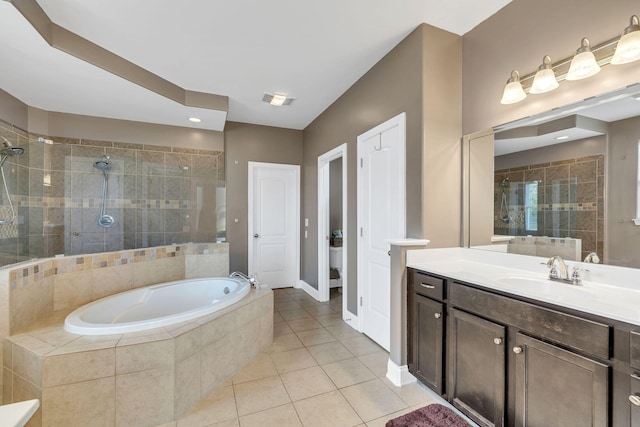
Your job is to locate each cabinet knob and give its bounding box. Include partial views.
[493,338,503,345]
[630,394,640,407]
[434,313,442,319]
[512,346,523,354]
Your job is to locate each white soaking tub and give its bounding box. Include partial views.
[64,277,251,335]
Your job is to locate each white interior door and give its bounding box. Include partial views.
[357,113,406,351]
[248,162,300,289]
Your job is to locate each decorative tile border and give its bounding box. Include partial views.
[13,196,190,210]
[5,242,227,287]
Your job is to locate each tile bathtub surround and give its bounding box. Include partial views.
[2,287,273,426]
[0,118,226,267]
[0,242,228,336]
[169,287,473,427]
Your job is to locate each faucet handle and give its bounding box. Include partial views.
[571,266,582,286]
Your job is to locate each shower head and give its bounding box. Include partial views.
[0,147,25,156]
[93,156,112,172]
[0,137,25,157]
[499,177,510,187]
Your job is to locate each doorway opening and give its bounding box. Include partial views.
[318,144,353,327]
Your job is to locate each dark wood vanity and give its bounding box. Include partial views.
[408,267,640,427]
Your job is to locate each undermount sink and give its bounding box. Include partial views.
[495,275,577,298]
[496,276,551,287]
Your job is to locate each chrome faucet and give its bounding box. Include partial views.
[583,252,600,264]
[546,256,581,285]
[229,271,258,287]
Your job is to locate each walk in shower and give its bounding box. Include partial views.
[0,120,226,267]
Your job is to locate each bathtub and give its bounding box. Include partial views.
[64,277,251,335]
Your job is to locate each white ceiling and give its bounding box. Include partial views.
[0,0,511,132]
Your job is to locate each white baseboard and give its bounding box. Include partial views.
[297,280,320,300]
[386,359,417,387]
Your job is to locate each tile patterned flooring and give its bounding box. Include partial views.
[163,287,470,427]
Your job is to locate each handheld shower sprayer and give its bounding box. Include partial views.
[0,136,25,224]
[94,155,115,228]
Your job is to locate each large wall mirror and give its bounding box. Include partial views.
[465,84,640,268]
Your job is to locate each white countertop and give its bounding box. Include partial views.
[406,247,640,326]
[0,399,39,427]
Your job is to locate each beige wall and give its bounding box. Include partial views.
[608,116,640,267]
[494,136,607,170]
[462,0,640,135]
[45,111,223,151]
[0,89,28,131]
[224,121,303,273]
[302,24,461,313]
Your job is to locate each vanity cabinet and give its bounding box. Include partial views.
[513,333,608,427]
[408,270,446,394]
[448,308,505,427]
[407,267,622,427]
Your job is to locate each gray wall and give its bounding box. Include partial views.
[329,158,342,233]
[462,0,640,135]
[302,23,461,314]
[224,121,303,273]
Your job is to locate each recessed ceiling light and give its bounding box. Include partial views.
[263,93,294,106]
[555,135,570,140]
[188,117,202,123]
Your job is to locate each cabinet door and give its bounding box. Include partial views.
[631,374,640,427]
[448,308,505,427]
[513,333,608,427]
[413,295,444,393]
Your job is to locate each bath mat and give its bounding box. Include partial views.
[385,403,471,427]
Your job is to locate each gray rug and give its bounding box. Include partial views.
[385,403,471,427]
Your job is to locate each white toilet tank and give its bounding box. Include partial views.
[329,247,343,269]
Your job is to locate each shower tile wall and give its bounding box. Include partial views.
[0,119,225,267]
[494,154,605,260]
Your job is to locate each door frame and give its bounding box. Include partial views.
[356,112,406,334]
[248,161,300,288]
[317,144,349,313]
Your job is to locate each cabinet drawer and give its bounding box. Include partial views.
[631,331,640,370]
[450,283,611,360]
[412,270,445,301]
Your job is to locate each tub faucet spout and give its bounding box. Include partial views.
[230,271,258,287]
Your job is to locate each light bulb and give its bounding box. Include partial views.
[500,70,527,104]
[566,38,601,80]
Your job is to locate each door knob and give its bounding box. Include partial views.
[513,346,523,354]
[493,338,503,345]
[254,233,260,238]
[630,394,640,407]
[434,313,442,319]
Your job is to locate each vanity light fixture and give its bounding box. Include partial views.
[500,70,527,105]
[530,56,559,94]
[611,15,640,64]
[566,38,601,80]
[263,93,294,106]
[500,14,640,105]
[188,117,201,123]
